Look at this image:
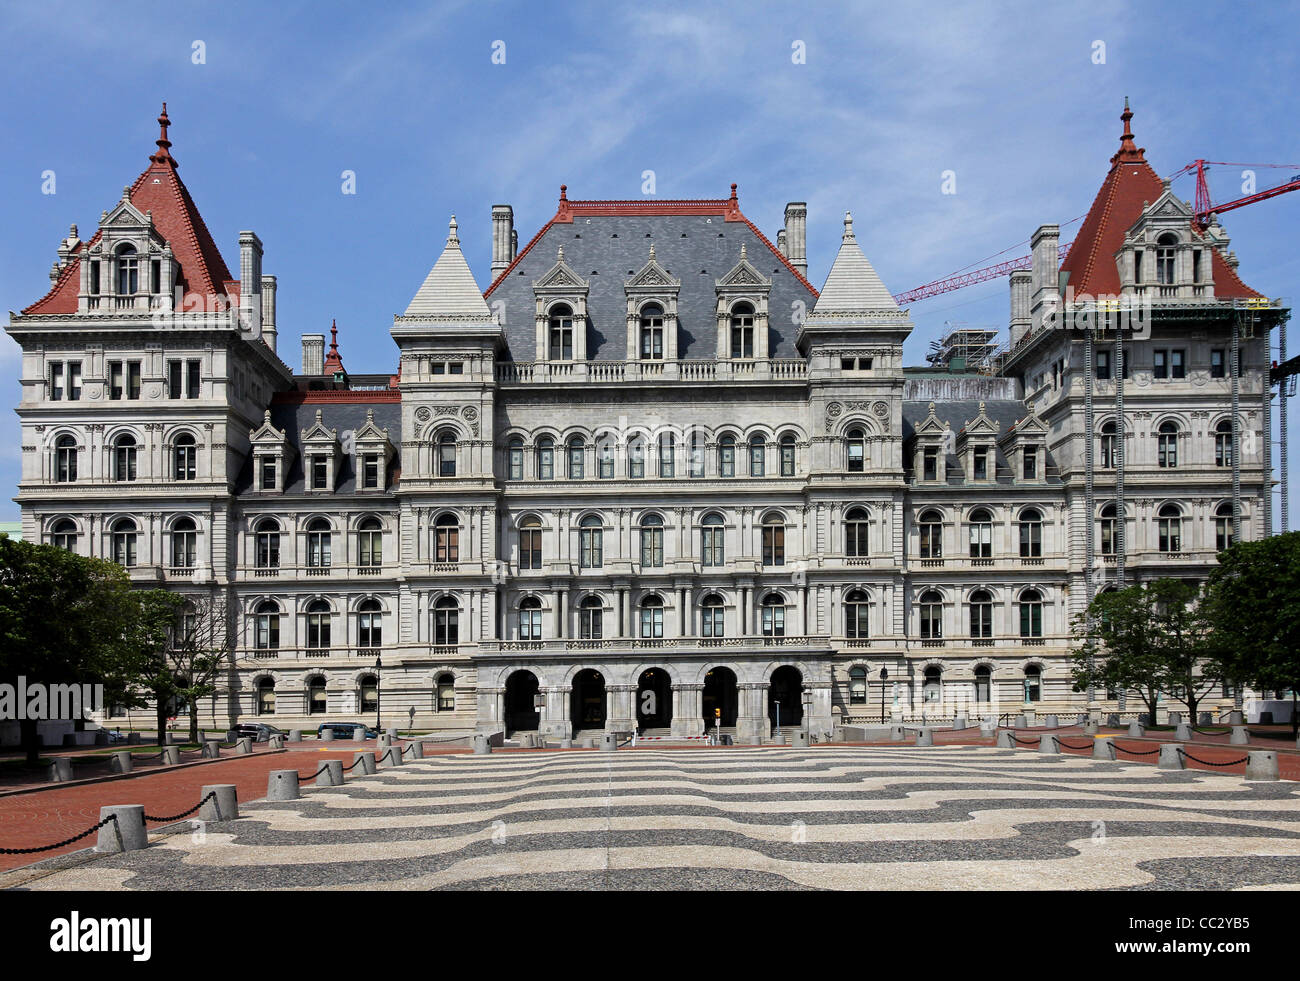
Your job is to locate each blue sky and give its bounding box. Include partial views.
[1,1,1297,524]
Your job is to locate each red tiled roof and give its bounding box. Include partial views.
[22,105,237,315]
[484,184,820,298]
[1061,100,1260,299]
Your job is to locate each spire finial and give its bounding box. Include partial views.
[557,244,565,261]
[648,242,656,261]
[559,184,568,201]
[446,214,460,247]
[729,183,738,201]
[322,319,345,374]
[842,211,856,242]
[740,242,747,260]
[150,102,176,166]
[1112,96,1145,164]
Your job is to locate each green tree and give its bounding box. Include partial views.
[1206,531,1300,735]
[167,593,233,743]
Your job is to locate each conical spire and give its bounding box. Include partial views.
[150,102,177,167]
[402,214,493,319]
[322,319,345,373]
[1111,96,1145,164]
[809,211,898,314]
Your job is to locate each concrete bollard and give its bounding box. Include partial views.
[316,760,345,787]
[321,727,335,742]
[49,758,74,782]
[1229,725,1249,745]
[409,740,424,760]
[1168,712,1182,726]
[235,737,253,755]
[353,728,366,742]
[472,734,491,755]
[201,740,221,759]
[1093,737,1117,760]
[269,735,284,750]
[1246,751,1280,781]
[1158,744,1184,770]
[198,784,238,822]
[110,750,133,774]
[1106,713,1121,727]
[889,725,905,741]
[915,728,934,747]
[163,746,181,766]
[289,729,302,743]
[1127,721,1144,738]
[832,728,847,742]
[952,716,967,730]
[792,730,809,748]
[1228,711,1244,725]
[1084,721,1099,735]
[996,730,1016,749]
[980,720,997,736]
[353,751,377,775]
[267,770,301,800]
[1199,712,1213,726]
[1038,734,1059,755]
[376,734,390,752]
[1175,723,1192,741]
[1045,714,1059,728]
[96,805,147,854]
[600,732,617,752]
[1014,714,1027,728]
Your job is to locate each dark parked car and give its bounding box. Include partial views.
[235,723,289,743]
[316,722,379,740]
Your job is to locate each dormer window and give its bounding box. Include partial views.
[1022,446,1038,480]
[639,304,665,360]
[923,447,939,481]
[116,244,139,295]
[729,302,755,358]
[310,455,329,490]
[548,304,574,361]
[260,458,277,490]
[1156,233,1177,284]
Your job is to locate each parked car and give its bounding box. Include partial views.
[316,722,379,740]
[235,723,289,743]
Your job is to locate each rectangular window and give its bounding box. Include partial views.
[1023,447,1038,480]
[973,448,988,481]
[260,458,277,490]
[109,361,124,400]
[762,525,785,567]
[689,437,705,478]
[90,261,100,294]
[1134,251,1143,283]
[67,361,82,401]
[1169,349,1185,379]
[1211,349,1225,378]
[311,456,328,490]
[128,361,142,399]
[50,362,64,401]
[167,360,182,399]
[1153,350,1168,379]
[922,447,938,481]
[151,259,161,293]
[1096,349,1111,380]
[362,455,379,489]
[449,362,463,374]
[186,359,201,398]
[432,363,446,375]
[658,437,674,478]
[598,445,614,479]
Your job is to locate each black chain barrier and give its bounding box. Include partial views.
[378,749,395,765]
[1191,726,1232,735]
[303,764,330,781]
[131,751,166,761]
[1056,739,1095,750]
[1114,744,1161,757]
[0,813,118,855]
[1179,749,1251,767]
[1011,736,1042,746]
[343,758,364,772]
[143,791,216,824]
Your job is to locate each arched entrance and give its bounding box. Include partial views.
[636,668,672,731]
[504,670,539,733]
[571,669,606,732]
[769,666,803,731]
[702,667,737,730]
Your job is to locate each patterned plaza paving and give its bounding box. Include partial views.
[10,745,1300,891]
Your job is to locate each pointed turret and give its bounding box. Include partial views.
[401,215,494,320]
[809,212,900,314]
[322,320,345,374]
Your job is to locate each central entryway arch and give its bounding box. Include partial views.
[702,667,737,730]
[571,669,607,732]
[768,665,803,730]
[636,668,672,730]
[504,670,539,733]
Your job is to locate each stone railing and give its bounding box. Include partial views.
[495,358,808,385]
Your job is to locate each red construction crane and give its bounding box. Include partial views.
[894,161,1300,306]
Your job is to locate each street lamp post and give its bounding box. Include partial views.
[374,655,382,733]
[802,688,813,738]
[880,668,889,724]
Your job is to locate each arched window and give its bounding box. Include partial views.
[1157,421,1179,468]
[519,517,542,570]
[597,435,616,479]
[919,589,943,640]
[627,436,646,479]
[761,512,785,567]
[918,509,943,559]
[507,437,524,481]
[359,674,378,714]
[1019,588,1043,638]
[849,667,867,704]
[306,517,331,568]
[567,437,585,479]
[579,515,603,569]
[254,601,280,650]
[729,301,755,358]
[639,594,664,639]
[536,436,555,480]
[257,677,276,716]
[969,589,993,639]
[433,596,459,645]
[844,589,870,639]
[435,673,456,712]
[50,518,77,551]
[974,665,992,703]
[579,595,603,640]
[1099,502,1118,555]
[845,507,870,557]
[658,433,675,478]
[846,427,865,473]
[548,303,574,361]
[437,430,456,477]
[306,600,331,650]
[1215,419,1233,468]
[1157,503,1182,553]
[923,666,942,703]
[1024,665,1042,703]
[357,598,382,648]
[640,514,664,568]
[255,518,280,569]
[718,435,736,478]
[55,434,78,482]
[1100,421,1117,469]
[967,508,993,559]
[434,513,459,563]
[639,303,664,360]
[174,432,197,480]
[701,512,725,566]
[111,517,137,568]
[761,593,786,637]
[779,434,796,477]
[357,517,382,569]
[1018,508,1042,558]
[688,431,706,478]
[307,675,327,715]
[116,243,139,295]
[749,434,766,477]
[171,517,197,568]
[1215,501,1236,551]
[112,434,137,482]
[519,597,542,640]
[701,594,724,638]
[1156,232,1177,285]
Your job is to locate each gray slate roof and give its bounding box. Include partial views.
[485,214,818,361]
[902,399,1060,485]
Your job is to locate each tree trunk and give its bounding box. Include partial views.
[156,703,168,746]
[20,717,40,766]
[188,696,200,744]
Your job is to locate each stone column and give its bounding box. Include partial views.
[736,682,769,744]
[540,685,571,739]
[672,684,705,737]
[607,685,636,733]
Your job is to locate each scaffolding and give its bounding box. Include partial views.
[926,325,1002,373]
